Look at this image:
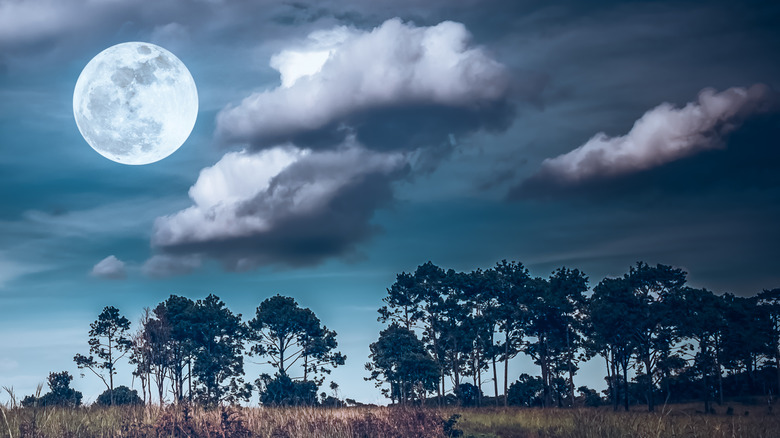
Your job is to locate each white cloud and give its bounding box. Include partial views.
[216,18,512,148]
[150,140,408,270]
[90,255,126,279]
[533,84,778,185]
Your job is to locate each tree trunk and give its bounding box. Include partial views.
[566,328,575,407]
[109,333,115,406]
[623,360,629,412]
[644,356,654,412]
[541,334,552,408]
[477,361,482,407]
[702,338,711,414]
[504,332,509,407]
[492,356,499,406]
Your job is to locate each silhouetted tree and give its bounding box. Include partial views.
[586,277,636,411]
[624,262,687,412]
[366,323,439,405]
[249,295,344,384]
[190,294,252,405]
[74,306,132,406]
[493,260,531,406]
[152,295,197,403]
[758,288,780,398]
[22,371,82,407]
[95,385,143,406]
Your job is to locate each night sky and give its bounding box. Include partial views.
[1,0,780,404]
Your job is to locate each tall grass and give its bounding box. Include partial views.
[452,405,780,438]
[0,402,778,438]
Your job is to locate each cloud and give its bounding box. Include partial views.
[142,254,203,278]
[150,140,408,271]
[519,84,779,191]
[90,255,126,279]
[0,253,47,289]
[216,18,515,151]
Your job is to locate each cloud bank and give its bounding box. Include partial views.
[151,141,408,270]
[90,255,126,279]
[521,84,778,189]
[216,18,514,150]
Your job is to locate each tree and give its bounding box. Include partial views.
[129,308,153,405]
[95,385,143,406]
[623,262,687,412]
[507,374,544,407]
[256,373,318,406]
[524,268,588,407]
[585,277,636,411]
[151,295,197,403]
[22,371,82,407]
[758,288,780,398]
[249,295,344,384]
[366,323,440,405]
[493,260,531,406]
[190,294,252,405]
[74,306,132,406]
[670,287,724,413]
[379,262,450,403]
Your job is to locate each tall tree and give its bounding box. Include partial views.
[152,295,197,403]
[493,260,531,406]
[586,277,636,411]
[190,294,252,405]
[249,295,344,383]
[459,269,500,407]
[522,270,588,408]
[757,288,780,399]
[365,323,439,405]
[670,287,724,413]
[74,306,132,406]
[129,308,153,405]
[624,262,686,412]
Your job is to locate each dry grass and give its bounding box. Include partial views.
[451,404,780,438]
[0,403,778,438]
[0,404,447,438]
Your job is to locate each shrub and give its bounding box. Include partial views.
[95,385,143,406]
[256,373,318,406]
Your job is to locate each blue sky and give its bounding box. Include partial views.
[1,0,780,404]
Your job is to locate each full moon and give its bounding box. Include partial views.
[73,42,198,165]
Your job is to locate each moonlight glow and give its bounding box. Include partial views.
[73,42,198,165]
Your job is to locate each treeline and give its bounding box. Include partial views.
[366,261,780,413]
[25,294,346,408]
[17,260,780,412]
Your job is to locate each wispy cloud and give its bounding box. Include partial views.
[519,84,778,190]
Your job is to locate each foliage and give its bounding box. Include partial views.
[249,295,345,385]
[507,373,545,407]
[95,385,143,406]
[21,371,82,407]
[366,323,440,404]
[73,306,132,406]
[255,372,318,406]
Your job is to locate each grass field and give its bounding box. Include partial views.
[0,403,778,437]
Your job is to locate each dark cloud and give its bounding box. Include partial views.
[150,142,409,271]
